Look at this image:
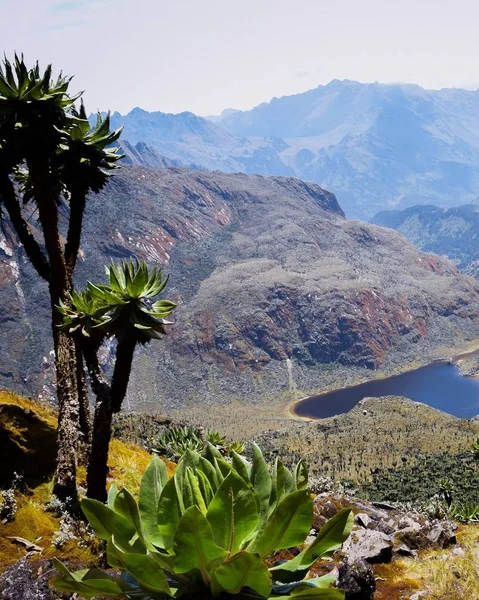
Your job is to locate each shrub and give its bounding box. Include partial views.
[53,444,353,599]
[153,424,244,459]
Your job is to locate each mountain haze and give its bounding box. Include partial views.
[372,203,479,279]
[111,80,479,218]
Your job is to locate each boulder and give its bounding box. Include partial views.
[342,529,393,564]
[337,558,376,600]
[355,513,372,529]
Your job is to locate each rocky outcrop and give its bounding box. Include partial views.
[2,167,479,410]
[313,494,457,567]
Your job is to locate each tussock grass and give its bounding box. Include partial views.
[0,395,172,570]
[394,525,479,600]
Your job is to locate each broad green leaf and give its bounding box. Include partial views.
[270,458,287,513]
[197,469,214,506]
[211,551,272,597]
[251,443,272,519]
[51,560,132,599]
[206,471,259,555]
[204,441,223,462]
[185,467,207,514]
[272,574,337,595]
[113,488,143,539]
[139,456,168,547]
[231,451,251,482]
[115,551,172,596]
[270,509,353,583]
[249,490,312,557]
[274,588,344,600]
[295,460,309,490]
[198,456,220,493]
[107,484,120,509]
[299,508,354,563]
[81,497,135,542]
[158,476,182,550]
[215,457,233,478]
[173,506,227,581]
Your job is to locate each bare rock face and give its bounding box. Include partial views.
[3,166,479,408]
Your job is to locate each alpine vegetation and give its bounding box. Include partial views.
[52,444,353,599]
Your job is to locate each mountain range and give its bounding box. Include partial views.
[372,203,479,279]
[107,80,479,218]
[2,166,479,410]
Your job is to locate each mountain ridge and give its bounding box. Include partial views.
[106,80,479,218]
[2,167,479,414]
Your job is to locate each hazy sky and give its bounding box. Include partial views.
[3,0,479,116]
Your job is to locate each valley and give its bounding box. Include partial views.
[3,166,479,433]
[3,8,479,597]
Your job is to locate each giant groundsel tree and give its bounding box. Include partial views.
[0,54,122,502]
[58,259,176,501]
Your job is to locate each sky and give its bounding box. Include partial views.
[3,0,479,116]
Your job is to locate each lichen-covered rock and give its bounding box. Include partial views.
[342,529,394,564]
[0,559,60,600]
[338,558,376,599]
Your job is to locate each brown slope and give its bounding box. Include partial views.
[1,166,479,414]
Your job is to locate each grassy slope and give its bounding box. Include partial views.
[252,395,479,481]
[0,391,174,570]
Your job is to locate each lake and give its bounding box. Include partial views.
[293,361,479,419]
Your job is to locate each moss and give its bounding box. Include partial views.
[0,391,57,488]
[0,394,174,571]
[373,562,421,600]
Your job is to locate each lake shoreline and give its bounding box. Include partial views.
[286,340,479,422]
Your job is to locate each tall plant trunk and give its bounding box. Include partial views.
[65,187,86,276]
[76,342,92,450]
[29,159,80,503]
[83,347,113,503]
[111,336,137,414]
[84,336,137,502]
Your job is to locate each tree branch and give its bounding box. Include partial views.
[65,187,86,275]
[0,172,50,281]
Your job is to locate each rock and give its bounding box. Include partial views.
[451,568,461,579]
[314,499,338,519]
[373,519,395,536]
[0,559,60,600]
[452,546,466,557]
[398,516,422,532]
[372,501,397,511]
[426,524,456,548]
[395,544,418,559]
[342,529,393,564]
[337,558,376,600]
[355,513,372,529]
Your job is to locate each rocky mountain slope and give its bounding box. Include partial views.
[109,81,479,218]
[372,203,479,279]
[108,108,293,176]
[2,166,479,414]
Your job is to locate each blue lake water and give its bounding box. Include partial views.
[293,361,479,419]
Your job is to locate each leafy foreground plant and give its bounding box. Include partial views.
[52,444,353,599]
[153,424,244,459]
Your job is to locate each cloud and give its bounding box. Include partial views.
[48,0,111,13]
[296,69,311,78]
